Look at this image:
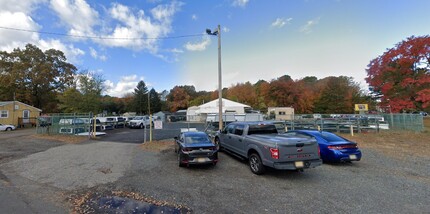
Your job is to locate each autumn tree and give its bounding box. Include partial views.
[366,35,430,112]
[0,44,76,112]
[313,76,364,113]
[167,86,191,112]
[226,82,258,107]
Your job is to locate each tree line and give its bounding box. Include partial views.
[1,35,429,115]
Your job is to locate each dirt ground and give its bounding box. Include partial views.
[140,139,175,152]
[340,117,430,160]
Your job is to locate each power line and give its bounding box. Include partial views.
[0,26,205,40]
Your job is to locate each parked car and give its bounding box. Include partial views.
[174,131,218,167]
[215,121,322,175]
[128,116,152,129]
[0,124,16,131]
[285,130,362,163]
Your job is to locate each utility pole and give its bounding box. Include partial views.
[206,24,223,131]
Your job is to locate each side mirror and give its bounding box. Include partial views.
[174,136,178,140]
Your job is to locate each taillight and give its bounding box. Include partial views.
[270,148,279,159]
[318,145,321,157]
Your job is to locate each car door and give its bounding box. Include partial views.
[230,124,246,156]
[220,124,235,151]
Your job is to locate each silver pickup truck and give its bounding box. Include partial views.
[215,121,322,174]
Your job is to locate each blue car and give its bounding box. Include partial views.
[174,131,218,167]
[284,130,362,163]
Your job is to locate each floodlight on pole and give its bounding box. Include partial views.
[206,25,223,131]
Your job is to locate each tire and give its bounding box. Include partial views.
[214,137,222,151]
[139,124,144,129]
[178,153,185,167]
[6,127,12,131]
[249,153,265,175]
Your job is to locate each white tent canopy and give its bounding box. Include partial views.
[186,98,251,122]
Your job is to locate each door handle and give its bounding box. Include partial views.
[239,139,242,142]
[228,136,231,139]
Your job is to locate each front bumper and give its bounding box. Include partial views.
[272,159,322,170]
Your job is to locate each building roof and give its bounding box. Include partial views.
[199,98,250,108]
[0,101,42,112]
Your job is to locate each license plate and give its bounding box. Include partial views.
[196,158,206,163]
[295,161,304,168]
[349,154,357,160]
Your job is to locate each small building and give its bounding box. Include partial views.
[153,111,172,122]
[0,101,42,127]
[267,107,295,120]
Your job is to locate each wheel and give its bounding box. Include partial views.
[214,137,222,151]
[249,153,265,175]
[6,127,12,131]
[178,153,185,167]
[139,124,144,129]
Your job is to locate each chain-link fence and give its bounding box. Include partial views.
[277,113,424,133]
[36,113,92,135]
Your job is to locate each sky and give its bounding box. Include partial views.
[1,0,429,97]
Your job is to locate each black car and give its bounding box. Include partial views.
[174,131,218,167]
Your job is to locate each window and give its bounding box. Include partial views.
[279,111,286,115]
[0,110,8,118]
[234,125,244,135]
[226,125,235,134]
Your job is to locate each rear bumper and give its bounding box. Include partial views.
[271,159,322,170]
[325,150,362,162]
[180,152,218,165]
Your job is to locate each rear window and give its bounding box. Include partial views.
[184,133,211,144]
[320,132,345,142]
[248,124,278,135]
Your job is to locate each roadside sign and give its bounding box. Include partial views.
[154,121,163,129]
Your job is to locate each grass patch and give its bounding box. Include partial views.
[140,139,175,152]
[340,131,430,160]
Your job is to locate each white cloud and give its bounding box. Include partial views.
[97,1,182,52]
[271,17,292,28]
[191,14,197,20]
[104,75,145,97]
[232,0,249,7]
[89,47,107,61]
[184,36,211,51]
[0,2,85,64]
[49,0,99,36]
[300,17,320,34]
[222,27,230,32]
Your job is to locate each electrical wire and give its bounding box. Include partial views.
[0,26,205,40]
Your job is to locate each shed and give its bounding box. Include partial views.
[0,101,42,127]
[267,107,295,120]
[153,111,172,122]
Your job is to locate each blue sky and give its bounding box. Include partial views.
[0,0,429,97]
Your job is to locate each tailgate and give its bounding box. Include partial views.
[276,136,319,161]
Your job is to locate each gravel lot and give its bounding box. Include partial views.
[0,125,429,213]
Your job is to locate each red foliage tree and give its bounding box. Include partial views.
[366,36,430,112]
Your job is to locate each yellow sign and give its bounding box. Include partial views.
[355,104,368,111]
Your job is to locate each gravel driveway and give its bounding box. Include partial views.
[1,127,429,213]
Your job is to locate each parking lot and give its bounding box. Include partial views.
[0,124,429,213]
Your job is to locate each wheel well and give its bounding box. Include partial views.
[247,149,259,158]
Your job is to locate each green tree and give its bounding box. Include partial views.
[0,44,76,112]
[133,81,148,114]
[148,88,162,114]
